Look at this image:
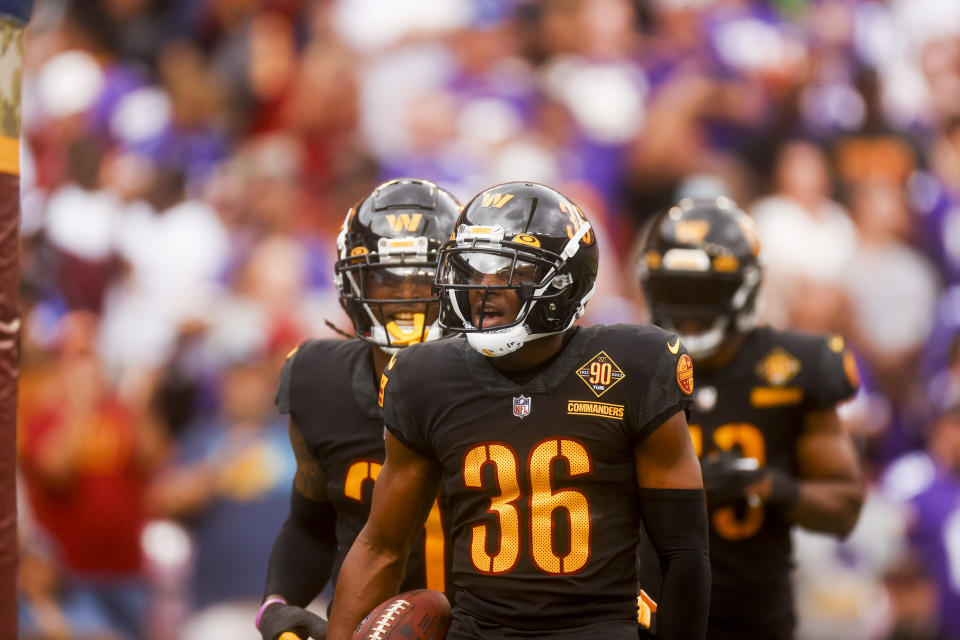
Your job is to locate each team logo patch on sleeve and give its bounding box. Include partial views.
[576,351,626,397]
[676,354,694,395]
[512,395,532,418]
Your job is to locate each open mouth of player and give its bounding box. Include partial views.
[473,302,509,329]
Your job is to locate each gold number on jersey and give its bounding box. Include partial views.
[464,443,522,574]
[343,460,446,590]
[529,438,593,574]
[344,460,382,501]
[688,423,767,540]
[463,438,593,576]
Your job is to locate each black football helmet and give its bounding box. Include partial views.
[435,182,599,357]
[334,178,461,352]
[639,196,762,358]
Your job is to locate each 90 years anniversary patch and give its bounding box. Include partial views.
[576,351,626,398]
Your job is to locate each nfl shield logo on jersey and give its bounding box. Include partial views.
[513,395,531,418]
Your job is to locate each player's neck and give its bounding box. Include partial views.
[487,330,572,377]
[370,346,393,383]
[693,333,746,373]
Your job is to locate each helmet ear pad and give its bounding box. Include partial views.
[527,266,578,333]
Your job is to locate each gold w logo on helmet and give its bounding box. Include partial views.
[674,220,711,244]
[481,192,514,208]
[385,213,423,232]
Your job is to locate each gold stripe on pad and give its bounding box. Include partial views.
[0,137,18,176]
[750,386,804,408]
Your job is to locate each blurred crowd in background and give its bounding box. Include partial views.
[14,0,960,638]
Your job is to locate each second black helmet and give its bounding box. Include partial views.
[639,196,762,358]
[334,177,461,351]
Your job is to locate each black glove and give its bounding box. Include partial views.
[701,450,765,509]
[258,603,328,640]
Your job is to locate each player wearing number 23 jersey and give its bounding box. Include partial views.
[274,339,447,592]
[256,179,460,640]
[326,182,710,640]
[640,197,864,639]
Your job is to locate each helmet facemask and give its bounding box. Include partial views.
[435,224,594,357]
[642,263,761,359]
[335,234,442,353]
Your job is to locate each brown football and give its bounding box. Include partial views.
[350,589,451,640]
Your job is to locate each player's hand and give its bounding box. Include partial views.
[258,602,327,640]
[701,450,764,508]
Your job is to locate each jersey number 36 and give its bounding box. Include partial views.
[464,438,592,576]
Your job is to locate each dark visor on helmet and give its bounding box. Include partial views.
[644,271,743,307]
[643,271,745,334]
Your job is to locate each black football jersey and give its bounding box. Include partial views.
[690,327,858,626]
[276,338,446,594]
[381,324,694,636]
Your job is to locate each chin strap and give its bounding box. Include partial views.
[466,325,527,357]
[465,323,567,358]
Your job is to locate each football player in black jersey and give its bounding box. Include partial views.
[326,182,710,640]
[255,178,461,640]
[639,197,865,639]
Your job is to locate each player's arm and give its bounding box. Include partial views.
[750,407,864,537]
[257,420,334,640]
[326,431,442,640]
[634,410,710,640]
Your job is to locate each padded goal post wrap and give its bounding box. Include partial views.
[0,3,31,636]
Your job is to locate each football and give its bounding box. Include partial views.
[351,589,451,640]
